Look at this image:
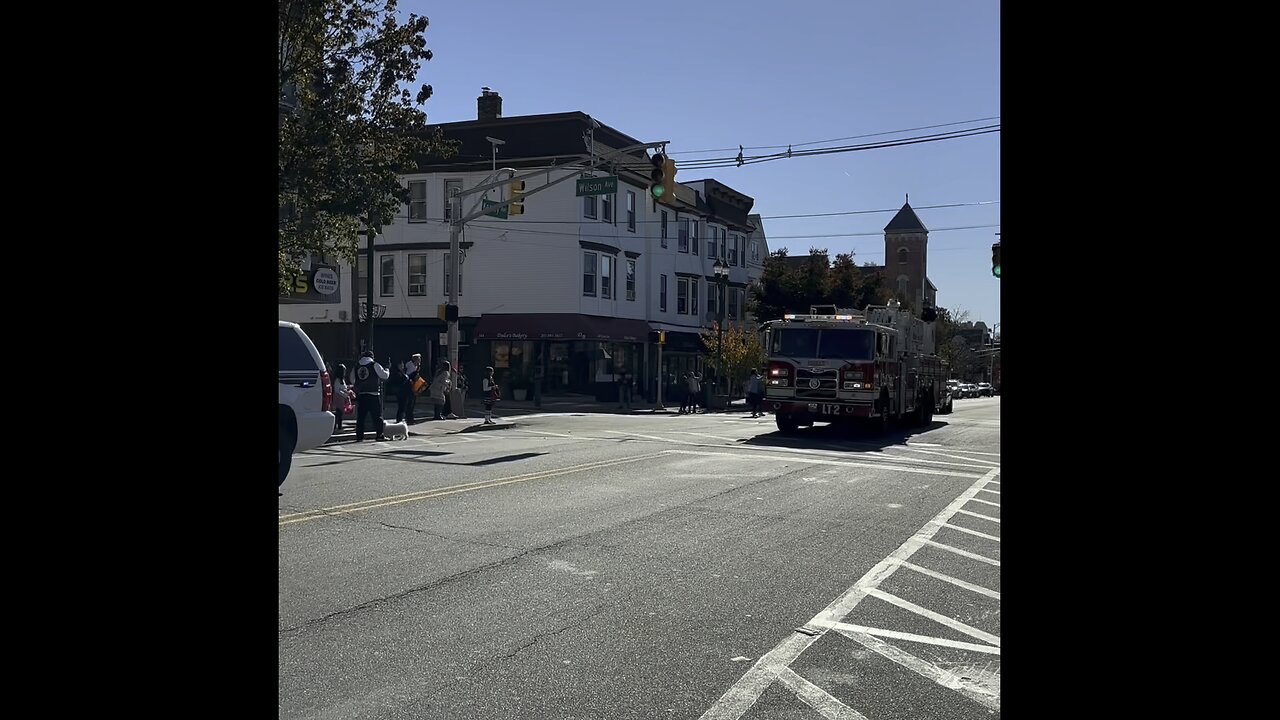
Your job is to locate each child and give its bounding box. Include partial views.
[482,366,500,425]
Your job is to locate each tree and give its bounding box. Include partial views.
[278,0,458,295]
[699,321,767,399]
[747,248,891,320]
[934,306,979,379]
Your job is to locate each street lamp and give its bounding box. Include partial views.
[713,258,729,405]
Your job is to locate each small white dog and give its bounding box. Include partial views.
[382,420,409,441]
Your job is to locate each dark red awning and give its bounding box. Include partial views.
[472,314,651,343]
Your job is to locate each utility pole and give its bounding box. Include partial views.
[365,213,376,351]
[447,190,461,370]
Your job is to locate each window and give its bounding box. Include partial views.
[408,180,428,221]
[751,241,760,262]
[660,211,668,247]
[719,228,727,260]
[408,254,427,295]
[602,193,613,223]
[601,255,614,299]
[626,191,636,232]
[584,194,597,219]
[380,255,395,296]
[739,236,747,266]
[898,247,910,264]
[678,219,689,253]
[728,285,739,321]
[583,252,597,296]
[443,253,462,295]
[660,274,667,312]
[690,278,699,315]
[626,259,636,301]
[897,274,909,294]
[677,278,688,314]
[707,232,716,259]
[707,280,717,314]
[691,220,699,254]
[729,235,739,266]
[443,180,462,221]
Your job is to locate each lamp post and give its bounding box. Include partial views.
[713,258,729,407]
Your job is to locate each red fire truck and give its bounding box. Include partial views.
[761,301,951,434]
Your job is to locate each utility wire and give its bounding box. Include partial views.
[666,116,1001,155]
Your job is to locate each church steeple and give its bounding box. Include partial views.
[883,200,929,233]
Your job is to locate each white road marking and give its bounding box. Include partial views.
[955,508,1000,524]
[752,444,992,471]
[922,540,1000,566]
[913,446,1001,458]
[775,667,868,720]
[829,626,1000,711]
[605,430,705,446]
[896,560,1000,600]
[941,523,1001,542]
[697,467,1000,720]
[862,587,1000,647]
[668,431,747,442]
[967,497,1000,508]
[885,446,1000,466]
[979,488,1000,496]
[822,621,1001,655]
[518,429,581,439]
[664,449,986,479]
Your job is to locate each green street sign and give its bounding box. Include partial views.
[482,199,508,219]
[576,175,618,197]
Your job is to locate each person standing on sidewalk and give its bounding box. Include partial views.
[482,366,500,424]
[332,363,350,433]
[353,351,389,442]
[745,368,765,417]
[428,360,452,420]
[400,353,422,424]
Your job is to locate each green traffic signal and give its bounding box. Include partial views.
[991,242,1001,278]
[650,184,665,199]
[992,264,1001,278]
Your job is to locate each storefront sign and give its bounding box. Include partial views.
[280,263,342,304]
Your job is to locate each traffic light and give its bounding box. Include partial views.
[508,179,525,216]
[649,153,676,201]
[991,242,1001,278]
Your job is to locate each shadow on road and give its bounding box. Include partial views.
[741,419,950,453]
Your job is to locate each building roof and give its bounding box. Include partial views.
[883,201,929,233]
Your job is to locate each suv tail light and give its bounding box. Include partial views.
[320,369,333,411]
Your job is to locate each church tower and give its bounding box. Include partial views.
[883,196,930,315]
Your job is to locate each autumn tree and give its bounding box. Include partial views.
[699,321,768,399]
[278,0,458,294]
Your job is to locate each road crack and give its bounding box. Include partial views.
[497,602,610,660]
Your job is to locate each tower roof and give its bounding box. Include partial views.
[883,201,928,233]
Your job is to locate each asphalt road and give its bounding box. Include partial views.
[279,397,1001,719]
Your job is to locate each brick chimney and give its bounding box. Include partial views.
[477,88,502,121]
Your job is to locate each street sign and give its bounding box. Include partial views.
[482,199,508,219]
[576,175,618,197]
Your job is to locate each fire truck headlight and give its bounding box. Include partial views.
[843,381,862,389]
[770,368,789,377]
[769,379,789,387]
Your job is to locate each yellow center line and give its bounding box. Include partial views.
[279,452,667,527]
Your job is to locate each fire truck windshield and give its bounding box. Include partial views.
[771,328,875,360]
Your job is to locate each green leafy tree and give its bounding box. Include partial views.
[747,248,891,320]
[934,306,980,378]
[278,0,458,294]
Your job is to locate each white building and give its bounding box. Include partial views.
[280,92,765,402]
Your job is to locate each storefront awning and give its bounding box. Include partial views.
[473,314,652,343]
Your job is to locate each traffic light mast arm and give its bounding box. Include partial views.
[456,141,670,225]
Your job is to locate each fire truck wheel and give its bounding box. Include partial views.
[776,414,800,434]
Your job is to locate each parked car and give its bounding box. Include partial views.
[977,382,993,397]
[279,321,334,487]
[961,383,978,398]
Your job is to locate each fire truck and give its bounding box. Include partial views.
[761,300,952,434]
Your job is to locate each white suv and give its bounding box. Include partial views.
[279,321,334,487]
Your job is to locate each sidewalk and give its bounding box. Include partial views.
[326,394,752,443]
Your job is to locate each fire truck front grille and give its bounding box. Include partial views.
[794,368,838,399]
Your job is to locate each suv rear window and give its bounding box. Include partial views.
[280,326,321,372]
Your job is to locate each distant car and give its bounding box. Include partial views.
[977,382,993,397]
[961,383,978,398]
[279,321,334,487]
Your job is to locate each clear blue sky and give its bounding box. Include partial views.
[399,0,1000,329]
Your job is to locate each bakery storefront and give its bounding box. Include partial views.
[472,314,651,402]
